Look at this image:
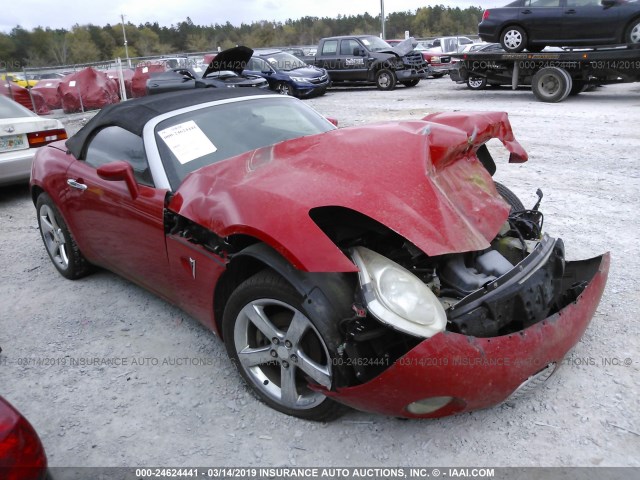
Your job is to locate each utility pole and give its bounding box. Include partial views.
[121,14,131,67]
[380,0,386,39]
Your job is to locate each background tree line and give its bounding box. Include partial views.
[0,5,483,68]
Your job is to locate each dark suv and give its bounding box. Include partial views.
[244,50,330,98]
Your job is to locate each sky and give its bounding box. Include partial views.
[1,0,506,33]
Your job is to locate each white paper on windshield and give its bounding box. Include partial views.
[69,80,76,87]
[142,66,149,73]
[158,120,217,165]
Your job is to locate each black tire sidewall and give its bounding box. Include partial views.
[222,270,347,421]
[36,192,89,280]
[495,182,525,212]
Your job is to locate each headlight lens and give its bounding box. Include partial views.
[291,77,312,83]
[350,247,447,338]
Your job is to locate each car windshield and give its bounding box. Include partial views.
[359,36,393,52]
[0,96,34,119]
[154,97,335,189]
[204,70,238,78]
[262,52,307,71]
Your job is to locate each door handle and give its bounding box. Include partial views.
[521,9,532,14]
[565,9,576,14]
[67,179,87,191]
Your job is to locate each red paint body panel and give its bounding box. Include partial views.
[324,254,610,418]
[170,112,524,273]
[62,160,173,298]
[165,236,227,331]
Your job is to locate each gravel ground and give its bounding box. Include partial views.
[1,78,639,468]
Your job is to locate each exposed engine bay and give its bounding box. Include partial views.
[310,189,594,384]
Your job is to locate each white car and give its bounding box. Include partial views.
[0,95,67,186]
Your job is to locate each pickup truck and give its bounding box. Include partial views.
[314,35,429,90]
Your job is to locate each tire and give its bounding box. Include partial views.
[527,45,545,53]
[36,192,92,280]
[401,79,419,87]
[500,26,527,53]
[222,270,348,421]
[495,182,525,212]
[569,80,588,96]
[531,67,571,103]
[467,76,487,90]
[557,68,573,102]
[275,81,293,96]
[375,69,397,91]
[625,18,640,44]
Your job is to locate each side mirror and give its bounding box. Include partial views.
[97,161,139,199]
[326,117,339,127]
[601,0,615,6]
[354,47,366,56]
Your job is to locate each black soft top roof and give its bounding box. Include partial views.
[66,88,269,159]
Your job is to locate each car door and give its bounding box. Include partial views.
[339,38,369,81]
[562,0,620,43]
[519,0,564,42]
[316,39,344,80]
[61,126,175,300]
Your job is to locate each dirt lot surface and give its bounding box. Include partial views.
[2,78,639,468]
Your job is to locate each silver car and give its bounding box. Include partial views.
[0,95,67,186]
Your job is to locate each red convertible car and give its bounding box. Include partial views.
[30,89,608,420]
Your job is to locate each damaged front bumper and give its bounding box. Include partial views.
[324,253,609,418]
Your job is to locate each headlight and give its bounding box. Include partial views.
[291,77,312,83]
[431,56,441,63]
[350,247,447,338]
[226,84,237,88]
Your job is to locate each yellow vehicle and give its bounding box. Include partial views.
[1,73,38,88]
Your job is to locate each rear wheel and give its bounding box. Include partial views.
[223,270,348,421]
[626,18,640,44]
[467,76,487,90]
[500,26,527,53]
[375,69,397,91]
[531,67,572,103]
[36,193,92,280]
[401,79,419,87]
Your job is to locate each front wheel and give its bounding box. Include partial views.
[375,69,397,91]
[223,270,347,421]
[36,192,92,280]
[500,26,527,53]
[495,182,525,212]
[275,82,293,96]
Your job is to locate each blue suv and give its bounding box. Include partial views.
[245,50,330,98]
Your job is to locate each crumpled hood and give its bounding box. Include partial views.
[380,37,419,57]
[168,111,527,272]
